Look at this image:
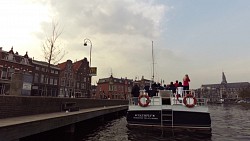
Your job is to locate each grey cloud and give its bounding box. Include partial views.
[44,0,166,38]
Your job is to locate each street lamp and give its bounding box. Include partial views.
[83,38,92,66]
[84,38,93,98]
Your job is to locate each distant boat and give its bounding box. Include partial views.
[216,98,224,104]
[127,90,211,130]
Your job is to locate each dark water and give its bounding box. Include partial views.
[22,104,250,141]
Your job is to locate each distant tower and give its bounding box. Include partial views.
[221,72,227,84]
[220,72,227,99]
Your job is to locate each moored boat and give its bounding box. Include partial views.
[127,90,211,130]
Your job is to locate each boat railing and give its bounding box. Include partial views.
[129,89,208,106]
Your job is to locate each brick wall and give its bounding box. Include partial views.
[0,96,128,119]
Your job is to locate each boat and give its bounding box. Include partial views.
[127,41,211,131]
[127,90,211,131]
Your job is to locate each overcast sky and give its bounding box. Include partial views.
[1,0,250,89]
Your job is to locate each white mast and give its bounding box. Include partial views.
[152,41,155,82]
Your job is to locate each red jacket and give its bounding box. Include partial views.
[183,77,190,86]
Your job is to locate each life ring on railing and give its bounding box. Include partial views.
[138,95,150,107]
[183,94,197,108]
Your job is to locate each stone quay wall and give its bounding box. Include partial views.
[0,96,128,119]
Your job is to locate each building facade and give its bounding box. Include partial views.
[133,76,151,90]
[58,60,75,97]
[73,58,91,98]
[0,47,33,95]
[0,47,93,98]
[96,75,133,99]
[200,72,250,103]
[31,60,60,96]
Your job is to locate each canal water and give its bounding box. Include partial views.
[21,104,250,141]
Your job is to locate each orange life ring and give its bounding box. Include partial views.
[183,94,197,108]
[138,95,150,107]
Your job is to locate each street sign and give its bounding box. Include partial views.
[90,67,97,76]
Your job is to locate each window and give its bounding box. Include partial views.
[81,83,85,89]
[66,80,70,87]
[44,77,49,84]
[34,73,39,83]
[23,58,29,64]
[50,78,53,85]
[1,68,7,79]
[41,68,45,72]
[77,82,79,88]
[69,73,73,78]
[55,70,59,74]
[61,78,65,86]
[54,79,58,85]
[51,70,54,73]
[7,54,14,61]
[109,85,113,91]
[35,66,40,70]
[83,77,86,82]
[40,74,44,83]
[7,68,14,79]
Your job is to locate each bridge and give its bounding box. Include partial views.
[0,96,128,141]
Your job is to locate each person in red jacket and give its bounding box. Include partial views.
[183,74,190,92]
[174,80,179,88]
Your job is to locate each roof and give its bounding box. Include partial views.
[73,60,82,71]
[32,60,60,70]
[98,75,133,84]
[57,61,67,70]
[73,58,88,71]
[201,82,250,88]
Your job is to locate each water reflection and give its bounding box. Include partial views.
[127,127,211,141]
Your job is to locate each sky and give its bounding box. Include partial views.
[1,0,250,89]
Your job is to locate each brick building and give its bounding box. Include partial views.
[58,58,91,98]
[0,47,92,98]
[96,75,133,99]
[0,47,33,95]
[58,60,75,97]
[73,58,91,98]
[31,60,60,96]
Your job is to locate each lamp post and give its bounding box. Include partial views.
[83,38,92,66]
[84,38,92,98]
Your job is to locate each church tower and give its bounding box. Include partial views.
[220,72,227,99]
[221,72,227,84]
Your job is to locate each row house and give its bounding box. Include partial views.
[58,58,91,98]
[0,47,91,97]
[0,47,33,95]
[73,58,91,98]
[31,60,60,97]
[96,75,133,99]
[58,60,74,97]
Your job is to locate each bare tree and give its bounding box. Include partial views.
[43,21,65,65]
[42,21,65,96]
